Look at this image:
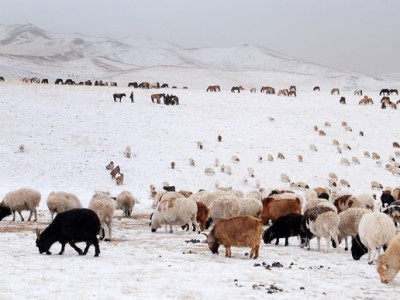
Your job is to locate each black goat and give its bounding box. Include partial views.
[262,213,302,246]
[36,208,101,257]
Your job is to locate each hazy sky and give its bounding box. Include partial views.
[1,0,399,75]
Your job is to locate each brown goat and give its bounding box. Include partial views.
[106,161,114,170]
[206,215,263,259]
[182,201,209,231]
[261,197,302,225]
[110,166,120,179]
[115,173,124,186]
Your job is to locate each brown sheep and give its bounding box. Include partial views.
[393,142,400,148]
[115,173,124,186]
[106,161,114,170]
[205,215,263,259]
[171,162,176,169]
[110,166,120,179]
[261,197,302,225]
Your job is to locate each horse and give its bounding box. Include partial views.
[151,93,165,104]
[139,82,150,89]
[380,89,390,96]
[0,76,4,82]
[41,79,48,84]
[278,89,288,96]
[390,89,399,95]
[288,90,297,97]
[161,83,169,88]
[354,89,362,95]
[55,78,64,85]
[128,82,138,88]
[110,82,118,87]
[113,93,126,102]
[250,88,256,93]
[313,86,320,92]
[339,97,346,104]
[231,86,241,93]
[260,86,275,94]
[331,88,340,95]
[289,85,296,91]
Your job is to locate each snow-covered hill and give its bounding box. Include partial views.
[0,23,392,90]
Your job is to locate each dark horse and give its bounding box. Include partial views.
[380,89,390,96]
[113,93,126,102]
[231,86,241,93]
[339,97,346,104]
[164,94,179,105]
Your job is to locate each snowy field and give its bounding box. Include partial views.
[1,82,400,299]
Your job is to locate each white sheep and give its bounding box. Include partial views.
[303,198,337,214]
[337,207,370,250]
[353,193,375,211]
[124,145,132,158]
[296,181,310,190]
[46,191,82,221]
[237,198,263,218]
[328,179,337,187]
[2,188,41,221]
[247,167,255,178]
[343,143,351,151]
[337,146,342,154]
[89,191,115,241]
[371,181,383,190]
[351,156,360,165]
[257,155,263,163]
[309,144,317,152]
[267,154,274,162]
[340,157,351,166]
[280,173,290,183]
[116,190,136,217]
[207,196,241,228]
[150,194,199,233]
[197,141,203,149]
[332,139,340,147]
[364,151,370,158]
[188,158,195,166]
[325,122,332,127]
[357,212,396,262]
[329,172,338,181]
[245,189,262,201]
[193,190,240,207]
[204,167,215,175]
[231,155,240,163]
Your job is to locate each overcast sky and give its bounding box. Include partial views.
[1,0,399,75]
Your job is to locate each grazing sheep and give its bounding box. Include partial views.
[280,173,290,183]
[341,121,347,127]
[197,141,203,149]
[377,233,400,283]
[344,126,352,132]
[351,212,396,263]
[329,179,337,187]
[352,156,360,165]
[116,190,136,217]
[188,158,195,166]
[318,130,326,136]
[182,201,209,231]
[372,152,381,160]
[46,191,82,221]
[263,213,303,246]
[337,146,342,154]
[297,155,303,162]
[340,157,351,166]
[364,151,370,158]
[18,144,25,153]
[309,144,317,152]
[115,173,124,186]
[124,146,131,158]
[371,181,383,190]
[193,190,238,208]
[313,125,318,132]
[247,168,255,178]
[257,155,263,163]
[106,161,114,170]
[389,155,396,162]
[393,142,400,148]
[337,207,370,251]
[303,198,337,214]
[325,122,331,127]
[343,143,351,151]
[333,194,366,213]
[110,165,120,179]
[268,154,274,162]
[231,155,240,163]
[151,194,199,233]
[204,167,215,175]
[205,215,263,259]
[296,181,310,190]
[376,160,383,167]
[214,158,219,167]
[277,152,285,159]
[206,197,241,229]
[88,192,115,241]
[329,172,338,181]
[2,188,41,221]
[305,189,318,201]
[332,139,340,147]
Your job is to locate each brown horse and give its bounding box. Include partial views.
[260,86,275,94]
[288,90,297,97]
[313,86,320,92]
[207,85,220,92]
[151,93,165,104]
[278,89,288,96]
[231,86,241,93]
[113,93,126,102]
[339,97,346,104]
[139,82,150,89]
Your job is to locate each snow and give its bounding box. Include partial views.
[1,81,400,299]
[0,23,400,299]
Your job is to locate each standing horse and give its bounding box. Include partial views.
[380,89,390,96]
[331,88,340,95]
[113,93,126,102]
[151,93,165,104]
[231,86,241,93]
[313,86,320,92]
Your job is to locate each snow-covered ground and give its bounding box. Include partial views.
[1,81,400,299]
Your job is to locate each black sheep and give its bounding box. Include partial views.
[262,213,302,246]
[381,193,395,208]
[36,208,101,257]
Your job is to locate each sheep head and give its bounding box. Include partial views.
[35,228,52,255]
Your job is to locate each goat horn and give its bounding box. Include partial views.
[35,227,40,239]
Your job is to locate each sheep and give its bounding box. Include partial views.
[245,189,261,201]
[303,198,337,214]
[205,215,263,259]
[343,143,351,151]
[214,158,219,167]
[299,205,339,252]
[344,126,352,132]
[267,154,274,162]
[305,189,318,202]
[392,167,400,176]
[206,196,241,228]
[314,187,330,197]
[152,191,182,209]
[296,181,310,190]
[364,151,370,158]
[309,144,317,152]
[340,157,351,166]
[116,190,136,217]
[231,155,240,163]
[337,146,342,154]
[332,139,340,147]
[46,191,83,221]
[110,165,120,179]
[178,190,193,198]
[182,201,209,231]
[337,207,370,251]
[372,152,381,160]
[371,181,383,190]
[115,173,124,185]
[257,155,263,163]
[376,160,383,167]
[197,141,203,149]
[383,205,400,225]
[318,130,326,136]
[263,213,303,246]
[280,173,290,183]
[204,167,215,175]
[88,191,115,241]
[351,212,396,263]
[313,125,318,132]
[329,172,338,181]
[341,121,347,127]
[188,158,195,166]
[329,179,337,187]
[389,155,396,162]
[124,146,131,158]
[247,167,255,178]
[2,188,41,221]
[359,131,364,137]
[395,151,400,158]
[268,116,275,122]
[18,144,25,153]
[297,154,303,162]
[325,122,331,127]
[106,161,114,170]
[351,156,360,165]
[277,152,285,159]
[237,198,263,218]
[377,233,400,283]
[150,194,199,233]
[217,135,222,142]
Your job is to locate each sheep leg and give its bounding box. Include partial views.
[192,218,201,233]
[317,237,321,251]
[324,238,330,253]
[275,238,279,245]
[285,237,289,246]
[11,211,16,221]
[104,223,111,241]
[59,243,66,255]
[69,242,83,255]
[83,242,92,255]
[17,211,24,221]
[169,224,173,233]
[28,211,33,221]
[93,239,101,257]
[344,237,348,251]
